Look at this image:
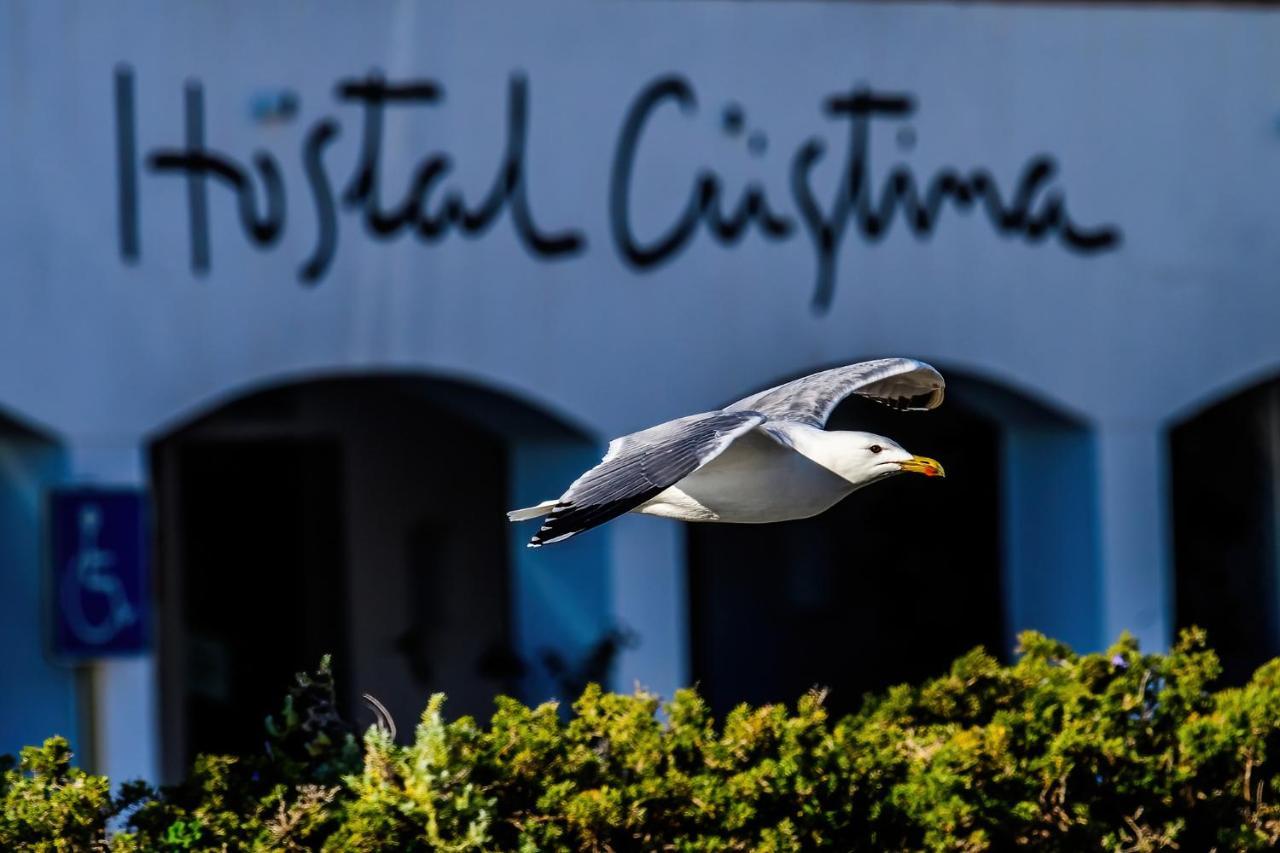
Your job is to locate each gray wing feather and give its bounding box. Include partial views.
[725,358,944,428]
[529,410,767,547]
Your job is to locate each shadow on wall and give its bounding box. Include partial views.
[0,409,74,760]
[147,375,609,781]
[688,368,1100,717]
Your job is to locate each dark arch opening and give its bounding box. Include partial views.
[687,368,1097,717]
[148,374,600,778]
[1170,377,1280,683]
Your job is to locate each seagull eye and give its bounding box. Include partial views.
[869,445,883,454]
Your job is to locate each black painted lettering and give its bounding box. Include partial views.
[610,76,702,267]
[300,119,340,283]
[114,65,140,262]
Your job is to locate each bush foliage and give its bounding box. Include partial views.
[4,630,1280,851]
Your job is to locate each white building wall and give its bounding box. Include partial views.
[1,0,1279,778]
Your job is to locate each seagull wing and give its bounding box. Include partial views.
[725,358,944,428]
[528,410,767,547]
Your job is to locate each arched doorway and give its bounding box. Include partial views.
[1170,376,1280,683]
[687,369,1098,716]
[0,409,73,758]
[148,375,605,777]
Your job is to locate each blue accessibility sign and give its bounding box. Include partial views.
[50,489,150,657]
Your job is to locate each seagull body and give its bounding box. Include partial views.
[509,358,946,547]
[637,424,862,524]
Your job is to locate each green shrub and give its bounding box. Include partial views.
[4,631,1280,851]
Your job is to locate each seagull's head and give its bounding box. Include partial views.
[832,431,946,487]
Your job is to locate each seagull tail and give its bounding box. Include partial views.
[506,499,558,522]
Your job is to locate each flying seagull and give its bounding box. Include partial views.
[509,357,946,548]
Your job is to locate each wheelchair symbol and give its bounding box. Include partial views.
[60,504,137,646]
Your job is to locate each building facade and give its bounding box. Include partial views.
[2,1,1280,784]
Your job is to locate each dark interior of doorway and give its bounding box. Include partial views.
[151,378,520,778]
[1171,381,1280,684]
[687,394,1005,718]
[164,439,348,763]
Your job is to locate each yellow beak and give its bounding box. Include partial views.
[898,455,945,478]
